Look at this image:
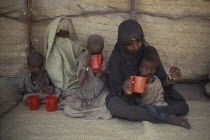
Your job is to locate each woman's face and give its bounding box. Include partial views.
[125,40,142,52]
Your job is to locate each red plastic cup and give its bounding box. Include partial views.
[27,95,40,110]
[91,54,102,71]
[45,96,57,112]
[130,76,147,93]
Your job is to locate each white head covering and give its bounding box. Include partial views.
[56,18,77,42]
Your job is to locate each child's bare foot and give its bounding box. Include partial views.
[164,115,191,129]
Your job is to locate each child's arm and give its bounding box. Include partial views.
[78,55,91,85]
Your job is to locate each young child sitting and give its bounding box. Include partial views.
[129,53,191,129]
[62,34,112,120]
[19,51,61,103]
[138,53,168,106]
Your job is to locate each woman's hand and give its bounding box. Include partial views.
[122,79,133,96]
[162,63,182,87]
[168,63,182,82]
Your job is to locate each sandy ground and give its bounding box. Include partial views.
[0,83,210,140]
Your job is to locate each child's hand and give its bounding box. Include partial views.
[41,86,55,94]
[168,63,182,81]
[123,79,133,95]
[84,55,92,68]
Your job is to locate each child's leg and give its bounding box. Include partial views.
[163,115,191,129]
[85,106,112,120]
[139,103,191,129]
[85,92,112,120]
[64,105,85,118]
[162,97,189,116]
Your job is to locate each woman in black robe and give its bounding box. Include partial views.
[106,19,191,128]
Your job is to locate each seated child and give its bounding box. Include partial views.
[139,54,191,128]
[19,51,61,103]
[62,35,112,120]
[136,53,168,106]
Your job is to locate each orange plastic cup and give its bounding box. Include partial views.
[27,95,40,110]
[130,76,147,93]
[91,54,102,71]
[45,96,57,112]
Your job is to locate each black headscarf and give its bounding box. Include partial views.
[116,19,144,64]
[112,19,153,78]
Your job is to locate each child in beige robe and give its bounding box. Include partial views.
[60,35,112,120]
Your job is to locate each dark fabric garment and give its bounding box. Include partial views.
[117,19,144,44]
[106,96,158,122]
[106,19,188,122]
[138,103,172,121]
[163,96,189,116]
[106,95,189,122]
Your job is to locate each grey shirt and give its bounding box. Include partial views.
[19,69,49,94]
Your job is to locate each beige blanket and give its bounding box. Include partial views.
[44,17,87,98]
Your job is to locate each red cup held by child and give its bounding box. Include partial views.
[27,95,40,111]
[130,76,147,94]
[45,96,57,112]
[91,54,102,71]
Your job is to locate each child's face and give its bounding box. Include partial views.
[139,60,155,77]
[87,45,103,55]
[28,60,43,74]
